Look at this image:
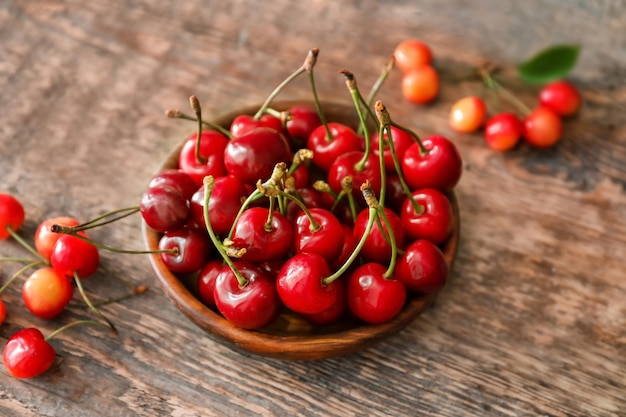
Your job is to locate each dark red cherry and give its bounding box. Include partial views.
[353,207,405,264]
[230,207,293,263]
[178,130,229,188]
[332,224,357,270]
[384,174,407,212]
[401,135,462,191]
[327,151,382,199]
[213,261,282,329]
[293,208,344,264]
[286,105,322,149]
[400,188,453,244]
[3,328,56,379]
[158,227,213,274]
[140,185,190,233]
[230,114,284,137]
[276,252,338,314]
[223,127,292,186]
[197,259,224,309]
[190,175,248,235]
[307,122,362,171]
[148,169,198,201]
[395,239,449,294]
[347,262,406,324]
[372,125,414,172]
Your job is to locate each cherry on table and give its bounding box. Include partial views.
[401,135,463,191]
[148,169,198,201]
[523,106,563,148]
[0,193,25,239]
[395,239,449,294]
[539,80,582,117]
[0,300,6,325]
[159,227,213,274]
[400,188,453,244]
[393,39,433,73]
[449,96,487,133]
[3,328,56,379]
[401,65,439,104]
[50,233,100,279]
[484,112,523,152]
[230,113,284,138]
[34,216,80,260]
[22,267,73,320]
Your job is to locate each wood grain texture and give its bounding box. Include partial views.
[0,0,624,416]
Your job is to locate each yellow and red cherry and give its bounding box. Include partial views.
[293,208,344,264]
[307,122,362,171]
[347,262,406,324]
[34,216,80,260]
[523,106,563,148]
[22,267,73,320]
[230,207,293,263]
[50,233,100,279]
[158,227,212,274]
[0,300,6,325]
[178,130,229,188]
[393,39,433,74]
[401,65,439,104]
[0,193,25,240]
[400,188,453,244]
[213,261,282,329]
[484,112,523,151]
[449,96,487,133]
[3,328,56,379]
[395,239,449,294]
[401,135,463,191]
[353,207,405,265]
[539,80,581,117]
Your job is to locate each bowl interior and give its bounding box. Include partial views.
[142,100,460,360]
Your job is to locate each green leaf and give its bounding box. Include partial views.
[517,44,581,85]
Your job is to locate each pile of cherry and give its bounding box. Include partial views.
[142,64,462,332]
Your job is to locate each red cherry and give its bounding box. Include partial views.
[276,252,338,314]
[50,234,100,279]
[293,208,344,264]
[230,207,293,263]
[285,105,322,149]
[327,151,382,199]
[393,39,433,73]
[539,80,581,117]
[353,207,405,264]
[347,263,406,324]
[0,193,25,239]
[301,277,348,326]
[230,114,284,137]
[395,239,449,294]
[190,175,248,236]
[401,65,439,104]
[400,188,453,244]
[286,188,324,223]
[148,169,198,201]
[178,130,229,188]
[3,328,56,379]
[331,224,357,270]
[371,125,414,172]
[290,164,310,190]
[449,96,487,133]
[523,106,563,148]
[307,122,362,171]
[158,227,212,274]
[34,216,80,260]
[0,300,6,325]
[223,127,292,186]
[401,135,463,191]
[140,185,190,233]
[213,261,282,329]
[22,267,73,320]
[197,259,224,309]
[484,112,523,151]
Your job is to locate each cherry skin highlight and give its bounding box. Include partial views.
[0,193,25,239]
[449,96,487,133]
[401,65,439,104]
[3,328,56,379]
[393,39,433,73]
[50,233,100,279]
[484,112,523,152]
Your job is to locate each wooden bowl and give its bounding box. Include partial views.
[141,100,460,360]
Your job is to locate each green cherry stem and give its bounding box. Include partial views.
[50,229,177,256]
[45,319,116,342]
[55,207,140,234]
[165,109,232,137]
[0,260,44,295]
[203,176,248,288]
[340,70,372,172]
[5,226,47,263]
[322,181,378,286]
[377,208,399,279]
[303,48,333,142]
[73,271,118,336]
[479,65,532,116]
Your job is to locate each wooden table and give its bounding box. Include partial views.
[1,1,624,416]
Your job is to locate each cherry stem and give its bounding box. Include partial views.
[0,260,43,295]
[253,48,317,120]
[376,209,398,279]
[51,230,177,256]
[189,95,206,165]
[265,197,276,231]
[340,70,371,171]
[73,271,118,336]
[5,226,47,263]
[479,65,531,116]
[165,109,232,138]
[54,207,140,234]
[357,56,394,136]
[322,182,378,286]
[203,176,248,288]
[375,100,424,215]
[44,319,116,342]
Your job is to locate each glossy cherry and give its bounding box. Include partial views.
[301,276,348,326]
[484,112,523,151]
[400,188,453,244]
[148,169,198,201]
[230,207,293,263]
[523,106,563,148]
[327,151,382,199]
[158,227,212,274]
[449,96,487,133]
[286,188,324,223]
[190,175,248,235]
[0,193,25,239]
[230,113,284,137]
[34,216,80,260]
[3,328,56,379]
[140,185,190,233]
[178,130,229,187]
[276,252,339,314]
[353,207,405,264]
[213,261,282,329]
[395,239,449,294]
[347,262,406,324]
[50,233,100,279]
[331,223,357,270]
[22,267,73,320]
[371,125,414,172]
[539,80,581,117]
[307,122,362,171]
[393,39,433,73]
[293,208,344,264]
[401,135,463,191]
[285,105,322,149]
[401,65,439,104]
[223,127,292,186]
[0,300,5,325]
[197,259,224,309]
